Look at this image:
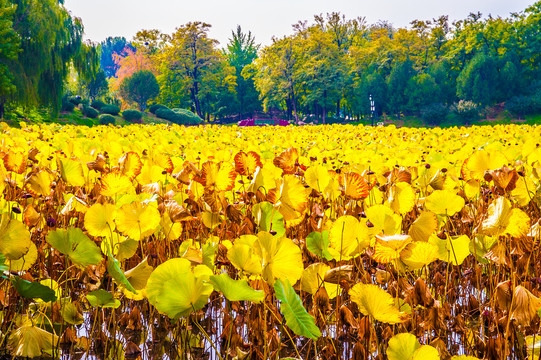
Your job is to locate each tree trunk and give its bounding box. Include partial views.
[291,91,299,124]
[0,101,4,120]
[336,98,340,119]
[192,82,202,118]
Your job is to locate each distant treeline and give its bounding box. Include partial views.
[1,0,541,123]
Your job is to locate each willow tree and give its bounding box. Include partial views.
[0,0,20,118]
[5,0,94,114]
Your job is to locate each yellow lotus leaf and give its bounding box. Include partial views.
[276,174,309,213]
[525,335,541,358]
[273,147,299,174]
[341,172,369,200]
[253,232,303,285]
[201,160,236,191]
[429,234,471,265]
[146,258,213,319]
[365,205,402,235]
[305,165,332,193]
[511,176,536,207]
[301,263,330,294]
[154,153,174,173]
[8,242,37,271]
[235,234,258,247]
[365,186,384,207]
[115,202,160,241]
[118,151,142,180]
[160,214,183,241]
[57,158,85,187]
[125,258,154,290]
[425,189,465,216]
[201,211,223,229]
[189,180,204,200]
[25,170,53,197]
[464,179,480,199]
[481,196,530,237]
[328,215,370,260]
[388,182,415,215]
[234,151,262,177]
[60,194,89,215]
[137,163,164,185]
[100,171,135,197]
[8,317,59,358]
[400,241,439,270]
[0,213,31,260]
[101,233,138,261]
[227,243,263,275]
[247,163,281,193]
[3,149,26,174]
[85,203,116,237]
[38,279,62,303]
[419,167,444,191]
[469,234,497,264]
[387,333,440,360]
[461,150,507,181]
[349,283,407,324]
[373,234,412,264]
[409,211,438,242]
[301,263,340,300]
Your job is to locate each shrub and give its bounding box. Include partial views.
[99,114,116,125]
[155,108,182,123]
[505,95,541,117]
[91,100,106,110]
[149,104,168,114]
[100,105,120,115]
[122,109,143,123]
[62,102,75,112]
[421,103,448,125]
[61,95,75,112]
[171,108,203,125]
[69,96,82,106]
[450,100,479,123]
[83,106,99,119]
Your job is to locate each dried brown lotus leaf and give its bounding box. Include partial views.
[510,285,541,326]
[324,265,353,284]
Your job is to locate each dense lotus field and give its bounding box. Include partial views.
[0,121,541,359]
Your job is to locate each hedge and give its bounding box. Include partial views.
[99,114,116,125]
[100,105,121,116]
[149,104,168,114]
[122,109,143,123]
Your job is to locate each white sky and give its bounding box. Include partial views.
[64,0,534,48]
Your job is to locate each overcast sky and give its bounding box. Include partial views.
[63,0,534,48]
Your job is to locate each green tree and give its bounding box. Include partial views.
[160,22,220,118]
[0,0,20,119]
[224,25,261,117]
[119,70,160,110]
[456,52,499,105]
[406,73,440,112]
[6,0,93,115]
[298,27,344,123]
[81,69,109,101]
[251,36,303,123]
[387,59,415,117]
